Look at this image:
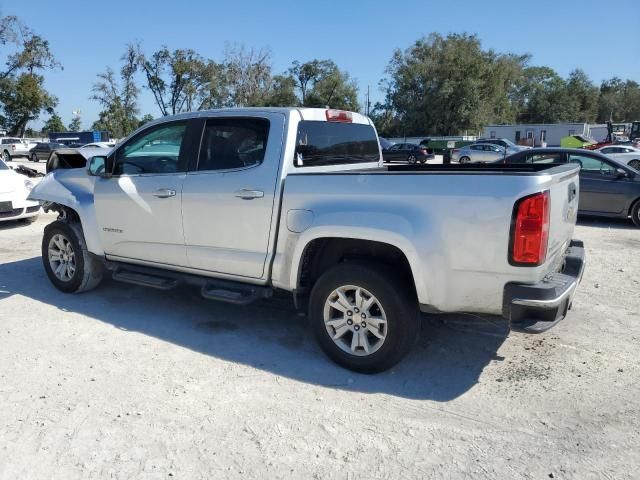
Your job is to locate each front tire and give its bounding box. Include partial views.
[309,263,420,373]
[407,154,417,164]
[42,220,103,293]
[2,150,11,162]
[460,156,470,164]
[30,153,38,162]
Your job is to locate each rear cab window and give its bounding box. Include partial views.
[294,121,380,167]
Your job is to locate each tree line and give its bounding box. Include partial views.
[1,16,639,139]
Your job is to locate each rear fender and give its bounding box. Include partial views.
[28,169,104,256]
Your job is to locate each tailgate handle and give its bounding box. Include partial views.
[235,188,264,199]
[568,182,577,202]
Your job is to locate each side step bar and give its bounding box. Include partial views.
[201,282,272,305]
[108,262,273,306]
[112,270,178,290]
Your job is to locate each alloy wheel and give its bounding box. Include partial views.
[48,233,76,282]
[323,285,388,356]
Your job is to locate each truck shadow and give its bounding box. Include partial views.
[0,257,508,401]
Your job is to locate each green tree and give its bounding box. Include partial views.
[597,78,640,122]
[91,45,141,137]
[260,74,298,107]
[0,16,60,136]
[138,113,154,128]
[137,45,221,114]
[68,116,81,131]
[41,112,65,133]
[289,59,359,110]
[380,33,524,136]
[565,69,599,122]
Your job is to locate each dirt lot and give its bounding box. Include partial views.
[0,212,639,479]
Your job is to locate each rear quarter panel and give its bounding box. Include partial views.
[272,166,579,314]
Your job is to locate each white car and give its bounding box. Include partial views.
[0,158,40,223]
[595,145,640,171]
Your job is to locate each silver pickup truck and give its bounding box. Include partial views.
[29,108,585,372]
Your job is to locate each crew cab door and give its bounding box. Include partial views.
[567,152,631,214]
[94,120,199,266]
[181,113,285,279]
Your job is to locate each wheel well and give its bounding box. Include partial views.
[45,203,81,223]
[298,238,415,296]
[630,197,640,215]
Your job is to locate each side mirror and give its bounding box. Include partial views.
[87,155,110,178]
[616,167,628,178]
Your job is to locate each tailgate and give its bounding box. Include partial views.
[544,164,580,272]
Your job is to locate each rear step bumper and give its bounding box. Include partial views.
[107,261,273,305]
[503,239,586,333]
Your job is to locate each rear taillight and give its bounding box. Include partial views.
[510,191,550,266]
[421,148,428,154]
[452,149,459,153]
[11,144,16,151]
[325,109,352,122]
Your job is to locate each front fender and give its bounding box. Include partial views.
[28,169,104,256]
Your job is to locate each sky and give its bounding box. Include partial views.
[2,0,639,130]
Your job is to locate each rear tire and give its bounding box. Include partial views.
[631,201,640,228]
[42,220,103,293]
[407,154,417,164]
[2,150,11,162]
[309,262,420,373]
[30,153,38,162]
[460,156,470,164]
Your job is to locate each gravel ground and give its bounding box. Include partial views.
[0,212,639,480]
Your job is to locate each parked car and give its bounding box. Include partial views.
[29,107,584,373]
[594,145,640,171]
[501,148,640,227]
[452,143,506,163]
[475,138,530,153]
[1,137,30,161]
[0,158,40,223]
[29,142,65,162]
[382,142,434,163]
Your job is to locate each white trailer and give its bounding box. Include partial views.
[483,123,592,147]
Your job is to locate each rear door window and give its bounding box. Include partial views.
[526,152,564,163]
[197,118,269,171]
[294,121,379,167]
[568,154,616,175]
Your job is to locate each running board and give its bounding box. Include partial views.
[108,261,273,305]
[201,282,273,305]
[112,270,178,290]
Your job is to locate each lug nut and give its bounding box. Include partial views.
[354,308,360,313]
[354,325,360,331]
[361,322,366,327]
[347,319,353,325]
[361,313,366,318]
[347,311,353,316]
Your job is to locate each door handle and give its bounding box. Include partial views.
[152,188,177,198]
[234,188,264,200]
